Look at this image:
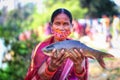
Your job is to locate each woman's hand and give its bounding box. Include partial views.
[48,49,68,72]
[69,48,85,73]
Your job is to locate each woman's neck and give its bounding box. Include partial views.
[54,37,66,42]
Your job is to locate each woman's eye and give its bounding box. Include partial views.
[63,23,69,26]
[55,22,60,26]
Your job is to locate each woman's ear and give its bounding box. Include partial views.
[70,24,73,32]
[71,24,74,27]
[49,22,52,26]
[70,24,73,28]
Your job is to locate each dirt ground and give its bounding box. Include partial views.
[79,34,120,80]
[89,58,120,80]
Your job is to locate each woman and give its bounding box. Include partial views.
[25,8,88,80]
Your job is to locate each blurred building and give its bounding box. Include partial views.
[0,0,44,13]
[0,0,15,11]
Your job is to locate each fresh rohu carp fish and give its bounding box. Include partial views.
[42,40,114,69]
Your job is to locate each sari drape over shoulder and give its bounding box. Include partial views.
[25,36,89,80]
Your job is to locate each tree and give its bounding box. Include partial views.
[43,0,88,20]
[79,0,119,18]
[0,3,39,80]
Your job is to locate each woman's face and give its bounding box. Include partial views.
[52,13,71,29]
[51,13,72,41]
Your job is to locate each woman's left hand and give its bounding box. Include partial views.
[69,48,85,73]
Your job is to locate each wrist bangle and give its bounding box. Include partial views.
[45,65,57,77]
[74,67,86,77]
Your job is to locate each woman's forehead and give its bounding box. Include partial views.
[54,13,70,21]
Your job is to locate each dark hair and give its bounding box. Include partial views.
[50,8,72,24]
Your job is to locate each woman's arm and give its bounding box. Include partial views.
[69,49,87,79]
[38,49,68,80]
[38,61,57,80]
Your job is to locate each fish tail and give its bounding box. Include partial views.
[96,52,114,69]
[97,56,106,69]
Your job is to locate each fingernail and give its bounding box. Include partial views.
[80,49,83,52]
[74,49,77,52]
[53,49,56,52]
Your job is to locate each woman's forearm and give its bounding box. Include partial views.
[38,62,49,80]
[74,63,83,73]
[74,63,86,79]
[38,62,56,80]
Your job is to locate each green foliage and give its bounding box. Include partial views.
[0,54,30,80]
[30,0,87,27]
[28,0,88,28]
[0,39,38,80]
[0,3,39,80]
[0,3,35,45]
[41,0,88,22]
[79,0,119,18]
[30,12,48,28]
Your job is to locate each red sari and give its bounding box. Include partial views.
[25,36,89,80]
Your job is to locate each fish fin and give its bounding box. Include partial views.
[97,56,106,69]
[103,53,114,58]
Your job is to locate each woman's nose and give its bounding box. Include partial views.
[58,25,65,30]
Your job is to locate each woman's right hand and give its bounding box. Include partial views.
[48,49,68,72]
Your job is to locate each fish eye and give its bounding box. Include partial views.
[46,45,55,51]
[46,45,54,49]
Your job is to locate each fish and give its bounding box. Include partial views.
[42,40,114,69]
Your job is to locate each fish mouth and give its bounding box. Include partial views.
[42,48,47,53]
[44,52,52,56]
[42,47,53,56]
[42,47,53,53]
[42,44,55,53]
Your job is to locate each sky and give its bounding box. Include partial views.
[0,0,44,12]
[113,0,120,6]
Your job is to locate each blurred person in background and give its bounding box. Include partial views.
[25,8,88,80]
[72,19,84,39]
[101,14,111,40]
[112,14,120,40]
[44,22,52,36]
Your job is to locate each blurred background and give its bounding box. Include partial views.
[0,0,120,80]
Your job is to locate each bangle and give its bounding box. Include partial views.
[45,65,57,77]
[74,67,86,77]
